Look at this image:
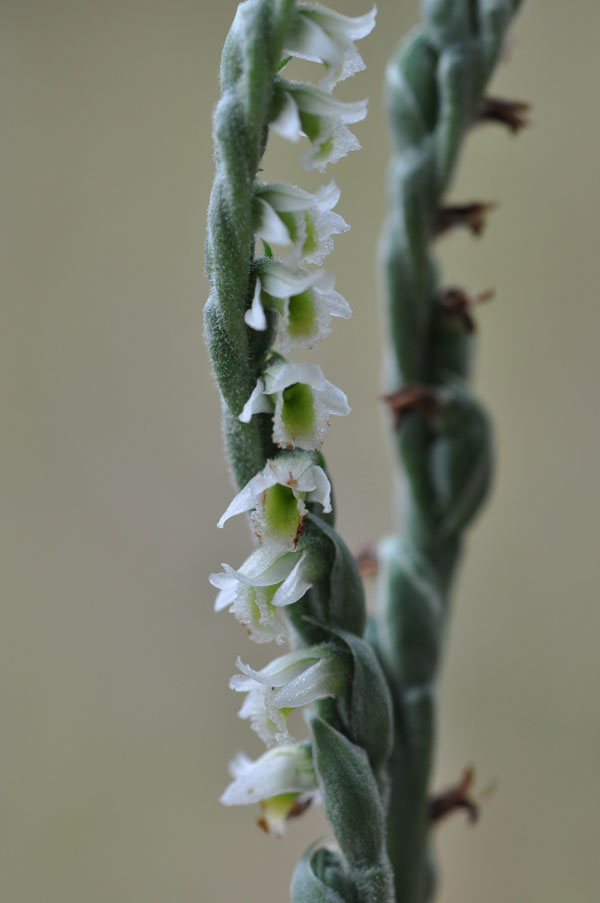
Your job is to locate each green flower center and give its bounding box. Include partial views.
[314,135,333,161]
[281,382,316,437]
[278,211,298,243]
[299,111,322,142]
[287,290,317,339]
[302,211,318,255]
[262,483,300,537]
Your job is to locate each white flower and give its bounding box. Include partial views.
[209,546,313,644]
[221,743,317,835]
[285,4,377,89]
[270,81,368,172]
[217,451,331,550]
[254,180,349,265]
[247,258,351,348]
[230,645,346,745]
[240,360,350,451]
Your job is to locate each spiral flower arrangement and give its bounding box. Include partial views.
[204,1,526,901]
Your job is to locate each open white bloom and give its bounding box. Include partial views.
[230,645,346,745]
[240,360,350,451]
[270,81,368,172]
[285,4,377,89]
[209,546,313,644]
[217,451,331,549]
[247,258,351,350]
[254,180,349,266]
[221,743,317,835]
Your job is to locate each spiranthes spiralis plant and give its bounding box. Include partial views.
[204,1,528,901]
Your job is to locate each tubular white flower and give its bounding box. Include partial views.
[217,451,331,549]
[240,360,350,451]
[209,546,313,644]
[270,81,368,172]
[254,180,349,265]
[230,645,346,745]
[247,258,351,348]
[284,4,377,89]
[221,744,317,835]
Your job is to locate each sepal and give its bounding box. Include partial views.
[323,627,394,774]
[375,536,442,686]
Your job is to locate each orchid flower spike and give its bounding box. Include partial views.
[285,4,377,89]
[217,451,331,549]
[240,360,350,451]
[270,80,368,172]
[209,546,313,644]
[253,180,349,266]
[230,645,347,745]
[220,743,317,836]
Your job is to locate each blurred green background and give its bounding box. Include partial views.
[3,0,599,900]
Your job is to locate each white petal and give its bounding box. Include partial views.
[272,551,313,606]
[306,5,377,42]
[270,92,304,142]
[291,83,368,125]
[254,198,292,246]
[220,743,315,805]
[273,657,341,709]
[285,14,343,69]
[317,286,352,319]
[304,465,332,512]
[260,261,319,299]
[256,181,316,212]
[217,463,275,527]
[316,380,351,416]
[314,180,341,211]
[239,376,272,423]
[264,360,329,394]
[244,278,267,331]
